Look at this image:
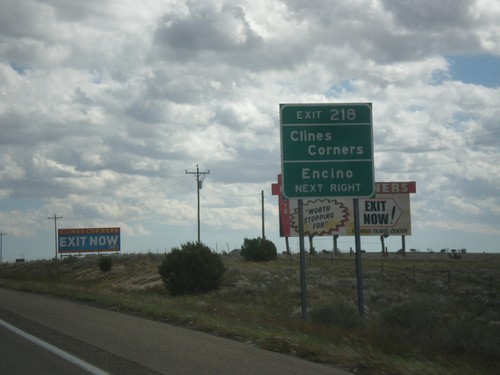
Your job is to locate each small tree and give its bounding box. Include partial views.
[158,242,226,296]
[240,237,277,262]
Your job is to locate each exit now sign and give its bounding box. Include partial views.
[280,103,375,199]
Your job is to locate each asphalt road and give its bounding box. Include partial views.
[0,288,352,375]
[0,323,91,375]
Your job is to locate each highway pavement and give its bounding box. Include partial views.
[0,288,352,375]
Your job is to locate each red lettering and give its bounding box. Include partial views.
[375,182,416,194]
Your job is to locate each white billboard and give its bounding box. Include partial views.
[272,180,415,237]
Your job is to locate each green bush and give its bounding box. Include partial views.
[380,298,437,331]
[158,242,226,296]
[98,256,113,273]
[379,297,441,349]
[438,313,499,358]
[378,298,499,359]
[310,300,361,329]
[240,237,277,262]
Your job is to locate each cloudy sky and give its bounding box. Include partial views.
[1,0,499,261]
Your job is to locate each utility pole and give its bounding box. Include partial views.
[48,214,62,259]
[261,190,265,239]
[185,165,210,244]
[0,232,6,264]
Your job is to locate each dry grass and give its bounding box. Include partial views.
[1,251,499,375]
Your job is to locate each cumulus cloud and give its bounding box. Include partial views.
[0,0,499,259]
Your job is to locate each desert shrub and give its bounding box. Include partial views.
[379,297,442,350]
[158,242,226,296]
[310,300,361,329]
[98,256,113,273]
[240,237,277,262]
[437,313,499,358]
[380,298,438,330]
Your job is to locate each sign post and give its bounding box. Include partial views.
[353,198,365,317]
[298,199,307,320]
[280,103,375,318]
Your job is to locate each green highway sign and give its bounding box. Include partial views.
[280,103,375,199]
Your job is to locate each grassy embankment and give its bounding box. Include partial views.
[1,252,499,375]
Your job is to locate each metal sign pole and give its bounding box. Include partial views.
[298,199,307,320]
[353,198,365,317]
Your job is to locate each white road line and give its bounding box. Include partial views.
[0,318,110,375]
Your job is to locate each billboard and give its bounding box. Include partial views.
[58,227,121,254]
[272,178,415,237]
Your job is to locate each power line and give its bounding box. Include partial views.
[203,186,261,197]
[378,154,500,174]
[376,125,500,153]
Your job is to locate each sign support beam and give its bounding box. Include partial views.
[0,232,6,264]
[353,198,365,317]
[298,199,307,320]
[48,214,62,259]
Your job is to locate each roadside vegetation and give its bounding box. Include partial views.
[1,249,499,375]
[158,242,226,296]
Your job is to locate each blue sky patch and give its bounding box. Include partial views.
[0,198,45,211]
[447,54,500,88]
[326,80,357,97]
[9,62,30,75]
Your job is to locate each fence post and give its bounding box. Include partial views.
[490,276,494,297]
